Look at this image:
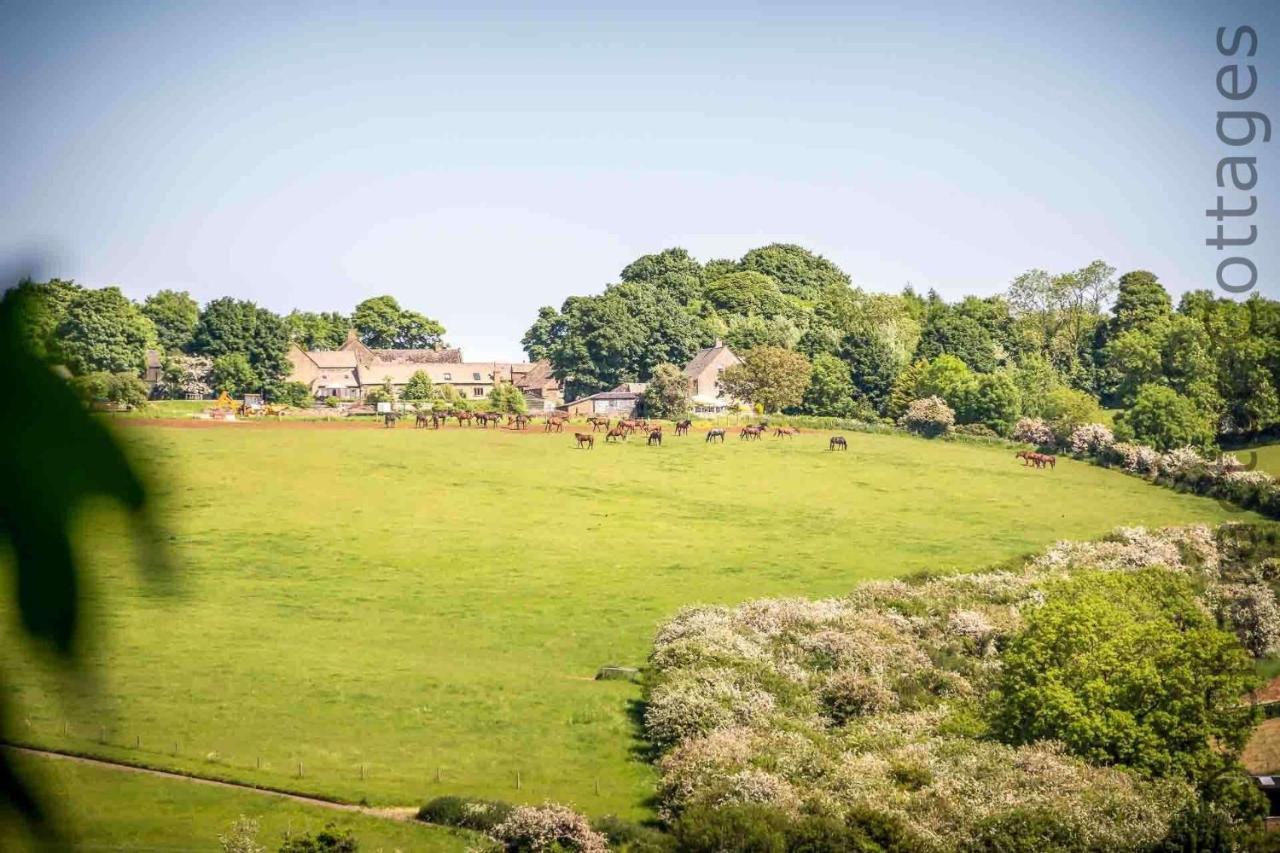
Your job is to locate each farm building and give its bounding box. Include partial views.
[286,330,562,407]
[562,390,643,417]
[684,340,746,414]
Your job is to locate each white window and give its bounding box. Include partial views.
[443,372,452,380]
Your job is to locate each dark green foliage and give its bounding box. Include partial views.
[0,278,82,363]
[959,371,1021,435]
[278,822,358,852]
[642,362,691,419]
[211,352,258,396]
[591,815,673,852]
[918,310,997,373]
[620,247,705,304]
[402,369,434,402]
[970,807,1083,853]
[56,286,155,375]
[840,332,899,414]
[192,297,290,386]
[285,310,349,350]
[266,380,313,407]
[416,796,513,832]
[990,570,1258,784]
[487,381,527,414]
[671,805,918,853]
[1115,384,1216,452]
[0,292,169,837]
[704,271,788,317]
[141,289,199,353]
[802,353,859,417]
[1156,771,1269,852]
[739,244,851,300]
[350,295,445,349]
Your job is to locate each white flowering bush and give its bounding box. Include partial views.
[492,803,608,852]
[1012,417,1055,447]
[1159,446,1206,477]
[1069,423,1115,456]
[1112,441,1161,475]
[899,396,955,437]
[645,522,1280,850]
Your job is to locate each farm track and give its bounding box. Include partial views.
[2,744,419,822]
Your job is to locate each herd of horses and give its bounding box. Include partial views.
[1015,449,1057,469]
[380,409,1055,470]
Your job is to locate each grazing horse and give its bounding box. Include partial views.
[456,411,473,427]
[475,412,499,428]
[829,436,848,451]
[606,426,626,443]
[619,419,640,435]
[675,419,691,436]
[512,413,530,430]
[774,426,797,438]
[706,428,726,443]
[588,416,609,432]
[647,428,663,446]
[544,416,566,433]
[415,412,430,429]
[430,412,447,429]
[383,412,399,428]
[739,425,763,440]
[574,432,594,449]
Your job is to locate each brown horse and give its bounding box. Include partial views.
[675,419,691,436]
[383,412,399,428]
[647,428,662,446]
[509,413,530,430]
[475,412,501,428]
[544,416,566,433]
[740,425,763,440]
[415,412,430,428]
[606,426,626,443]
[774,426,797,438]
[588,416,609,432]
[706,428,726,443]
[455,411,472,427]
[431,412,447,429]
[574,432,594,449]
[829,436,847,451]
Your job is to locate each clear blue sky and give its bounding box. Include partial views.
[2,0,1277,360]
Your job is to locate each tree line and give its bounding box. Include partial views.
[0,282,447,405]
[523,244,1280,449]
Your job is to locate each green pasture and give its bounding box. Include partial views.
[1247,443,1280,476]
[1,751,473,851]
[0,422,1258,826]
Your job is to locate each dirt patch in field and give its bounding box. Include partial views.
[1243,717,1280,774]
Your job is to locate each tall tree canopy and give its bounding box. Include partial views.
[0,278,82,363]
[56,286,155,375]
[141,289,199,353]
[285,310,349,350]
[191,297,290,387]
[351,295,445,349]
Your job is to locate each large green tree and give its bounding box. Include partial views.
[56,287,155,375]
[739,244,850,300]
[992,569,1257,783]
[642,362,692,419]
[351,296,445,349]
[719,346,812,413]
[0,278,83,363]
[620,247,705,304]
[285,310,349,350]
[1115,384,1216,451]
[141,289,199,353]
[191,298,290,387]
[801,353,860,417]
[703,271,788,317]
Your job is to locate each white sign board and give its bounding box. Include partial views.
[376,402,392,414]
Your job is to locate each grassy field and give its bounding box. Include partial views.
[0,421,1259,829]
[2,751,474,852]
[1248,443,1280,476]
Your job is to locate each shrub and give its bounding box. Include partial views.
[990,569,1258,783]
[1039,387,1103,445]
[1011,417,1054,448]
[1069,423,1115,457]
[591,815,673,852]
[1114,384,1216,452]
[363,387,391,405]
[219,815,265,853]
[278,823,358,852]
[970,807,1081,853]
[324,396,341,408]
[671,804,791,853]
[417,796,514,833]
[266,380,312,408]
[492,802,608,852]
[1110,442,1161,475]
[900,396,955,437]
[953,423,999,438]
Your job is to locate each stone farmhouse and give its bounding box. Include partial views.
[561,340,747,417]
[286,331,564,409]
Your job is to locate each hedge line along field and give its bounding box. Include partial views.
[1,751,474,852]
[0,422,1259,825]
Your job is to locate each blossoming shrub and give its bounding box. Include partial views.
[492,803,609,852]
[645,524,1280,850]
[1069,422,1115,456]
[1011,416,1055,448]
[899,396,955,437]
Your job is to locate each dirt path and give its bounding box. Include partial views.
[3,744,419,822]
